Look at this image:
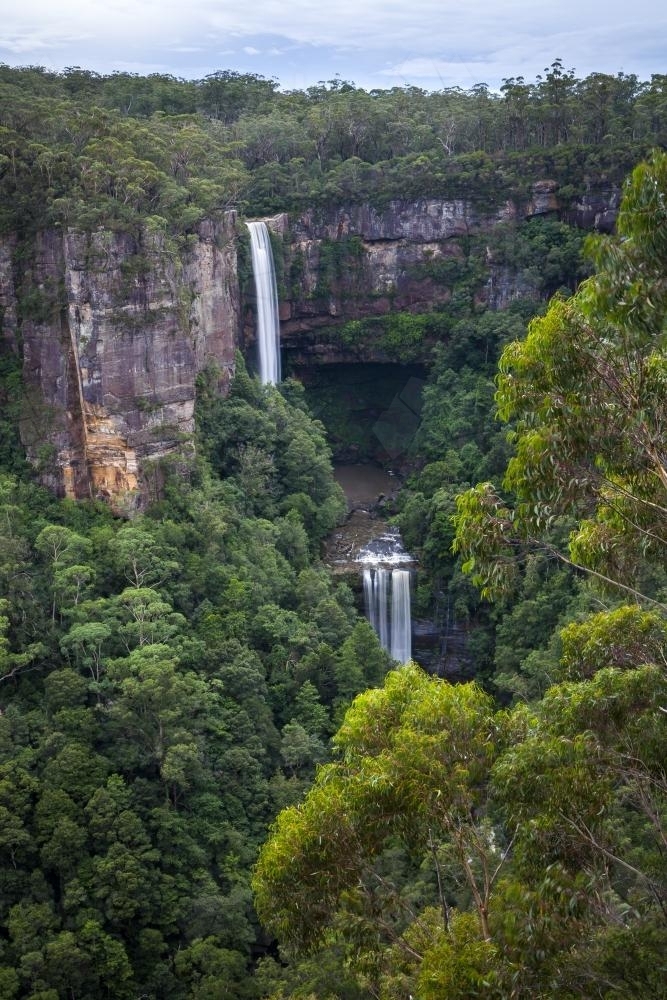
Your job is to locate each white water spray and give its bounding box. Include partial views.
[246,221,281,384]
[390,569,412,664]
[363,565,412,664]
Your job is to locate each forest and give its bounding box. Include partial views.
[0,61,666,998]
[1,60,666,234]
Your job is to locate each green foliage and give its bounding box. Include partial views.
[0,300,416,995]
[492,558,583,699]
[196,359,346,545]
[2,67,667,1000]
[0,352,28,476]
[0,82,248,237]
[254,666,499,950]
[337,313,430,363]
[255,654,667,997]
[0,64,664,230]
[314,237,366,300]
[455,150,667,610]
[558,605,667,680]
[485,216,587,296]
[250,152,667,998]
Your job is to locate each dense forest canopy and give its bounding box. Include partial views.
[1,60,666,232]
[0,59,666,999]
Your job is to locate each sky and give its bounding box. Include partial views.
[1,0,665,92]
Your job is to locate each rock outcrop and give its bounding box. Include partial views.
[270,181,620,364]
[3,216,239,508]
[281,199,518,343]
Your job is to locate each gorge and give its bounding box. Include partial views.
[1,183,620,505]
[0,186,617,670]
[2,64,666,1000]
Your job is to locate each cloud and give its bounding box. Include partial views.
[1,27,91,54]
[379,58,462,82]
[0,0,664,89]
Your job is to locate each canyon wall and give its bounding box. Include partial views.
[267,181,620,365]
[1,215,239,508]
[1,180,619,505]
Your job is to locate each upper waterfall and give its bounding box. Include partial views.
[246,221,281,385]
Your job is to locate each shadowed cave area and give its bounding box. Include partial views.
[289,361,427,467]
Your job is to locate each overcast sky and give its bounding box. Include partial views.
[2,0,665,92]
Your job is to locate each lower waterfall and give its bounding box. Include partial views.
[390,569,412,664]
[363,565,412,664]
[324,488,414,665]
[363,567,390,652]
[246,220,281,385]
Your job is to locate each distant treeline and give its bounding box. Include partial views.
[0,60,665,229]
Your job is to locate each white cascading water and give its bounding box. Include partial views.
[390,569,412,664]
[363,563,412,664]
[246,221,281,384]
[363,567,390,652]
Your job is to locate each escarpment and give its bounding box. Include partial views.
[264,181,620,365]
[2,215,239,509]
[1,181,620,506]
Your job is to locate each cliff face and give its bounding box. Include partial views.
[1,180,620,505]
[281,199,514,335]
[271,180,619,364]
[2,216,239,508]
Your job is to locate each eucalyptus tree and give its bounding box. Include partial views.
[453,150,667,607]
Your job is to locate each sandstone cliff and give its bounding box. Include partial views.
[2,216,239,508]
[1,180,619,505]
[269,181,620,365]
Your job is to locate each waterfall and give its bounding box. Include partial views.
[363,568,390,652]
[246,221,281,385]
[390,569,412,664]
[363,566,411,664]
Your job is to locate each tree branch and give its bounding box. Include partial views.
[543,543,667,612]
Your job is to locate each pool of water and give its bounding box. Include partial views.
[334,463,397,510]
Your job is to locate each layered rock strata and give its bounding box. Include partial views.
[1,179,620,505]
[2,216,239,508]
[270,181,619,364]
